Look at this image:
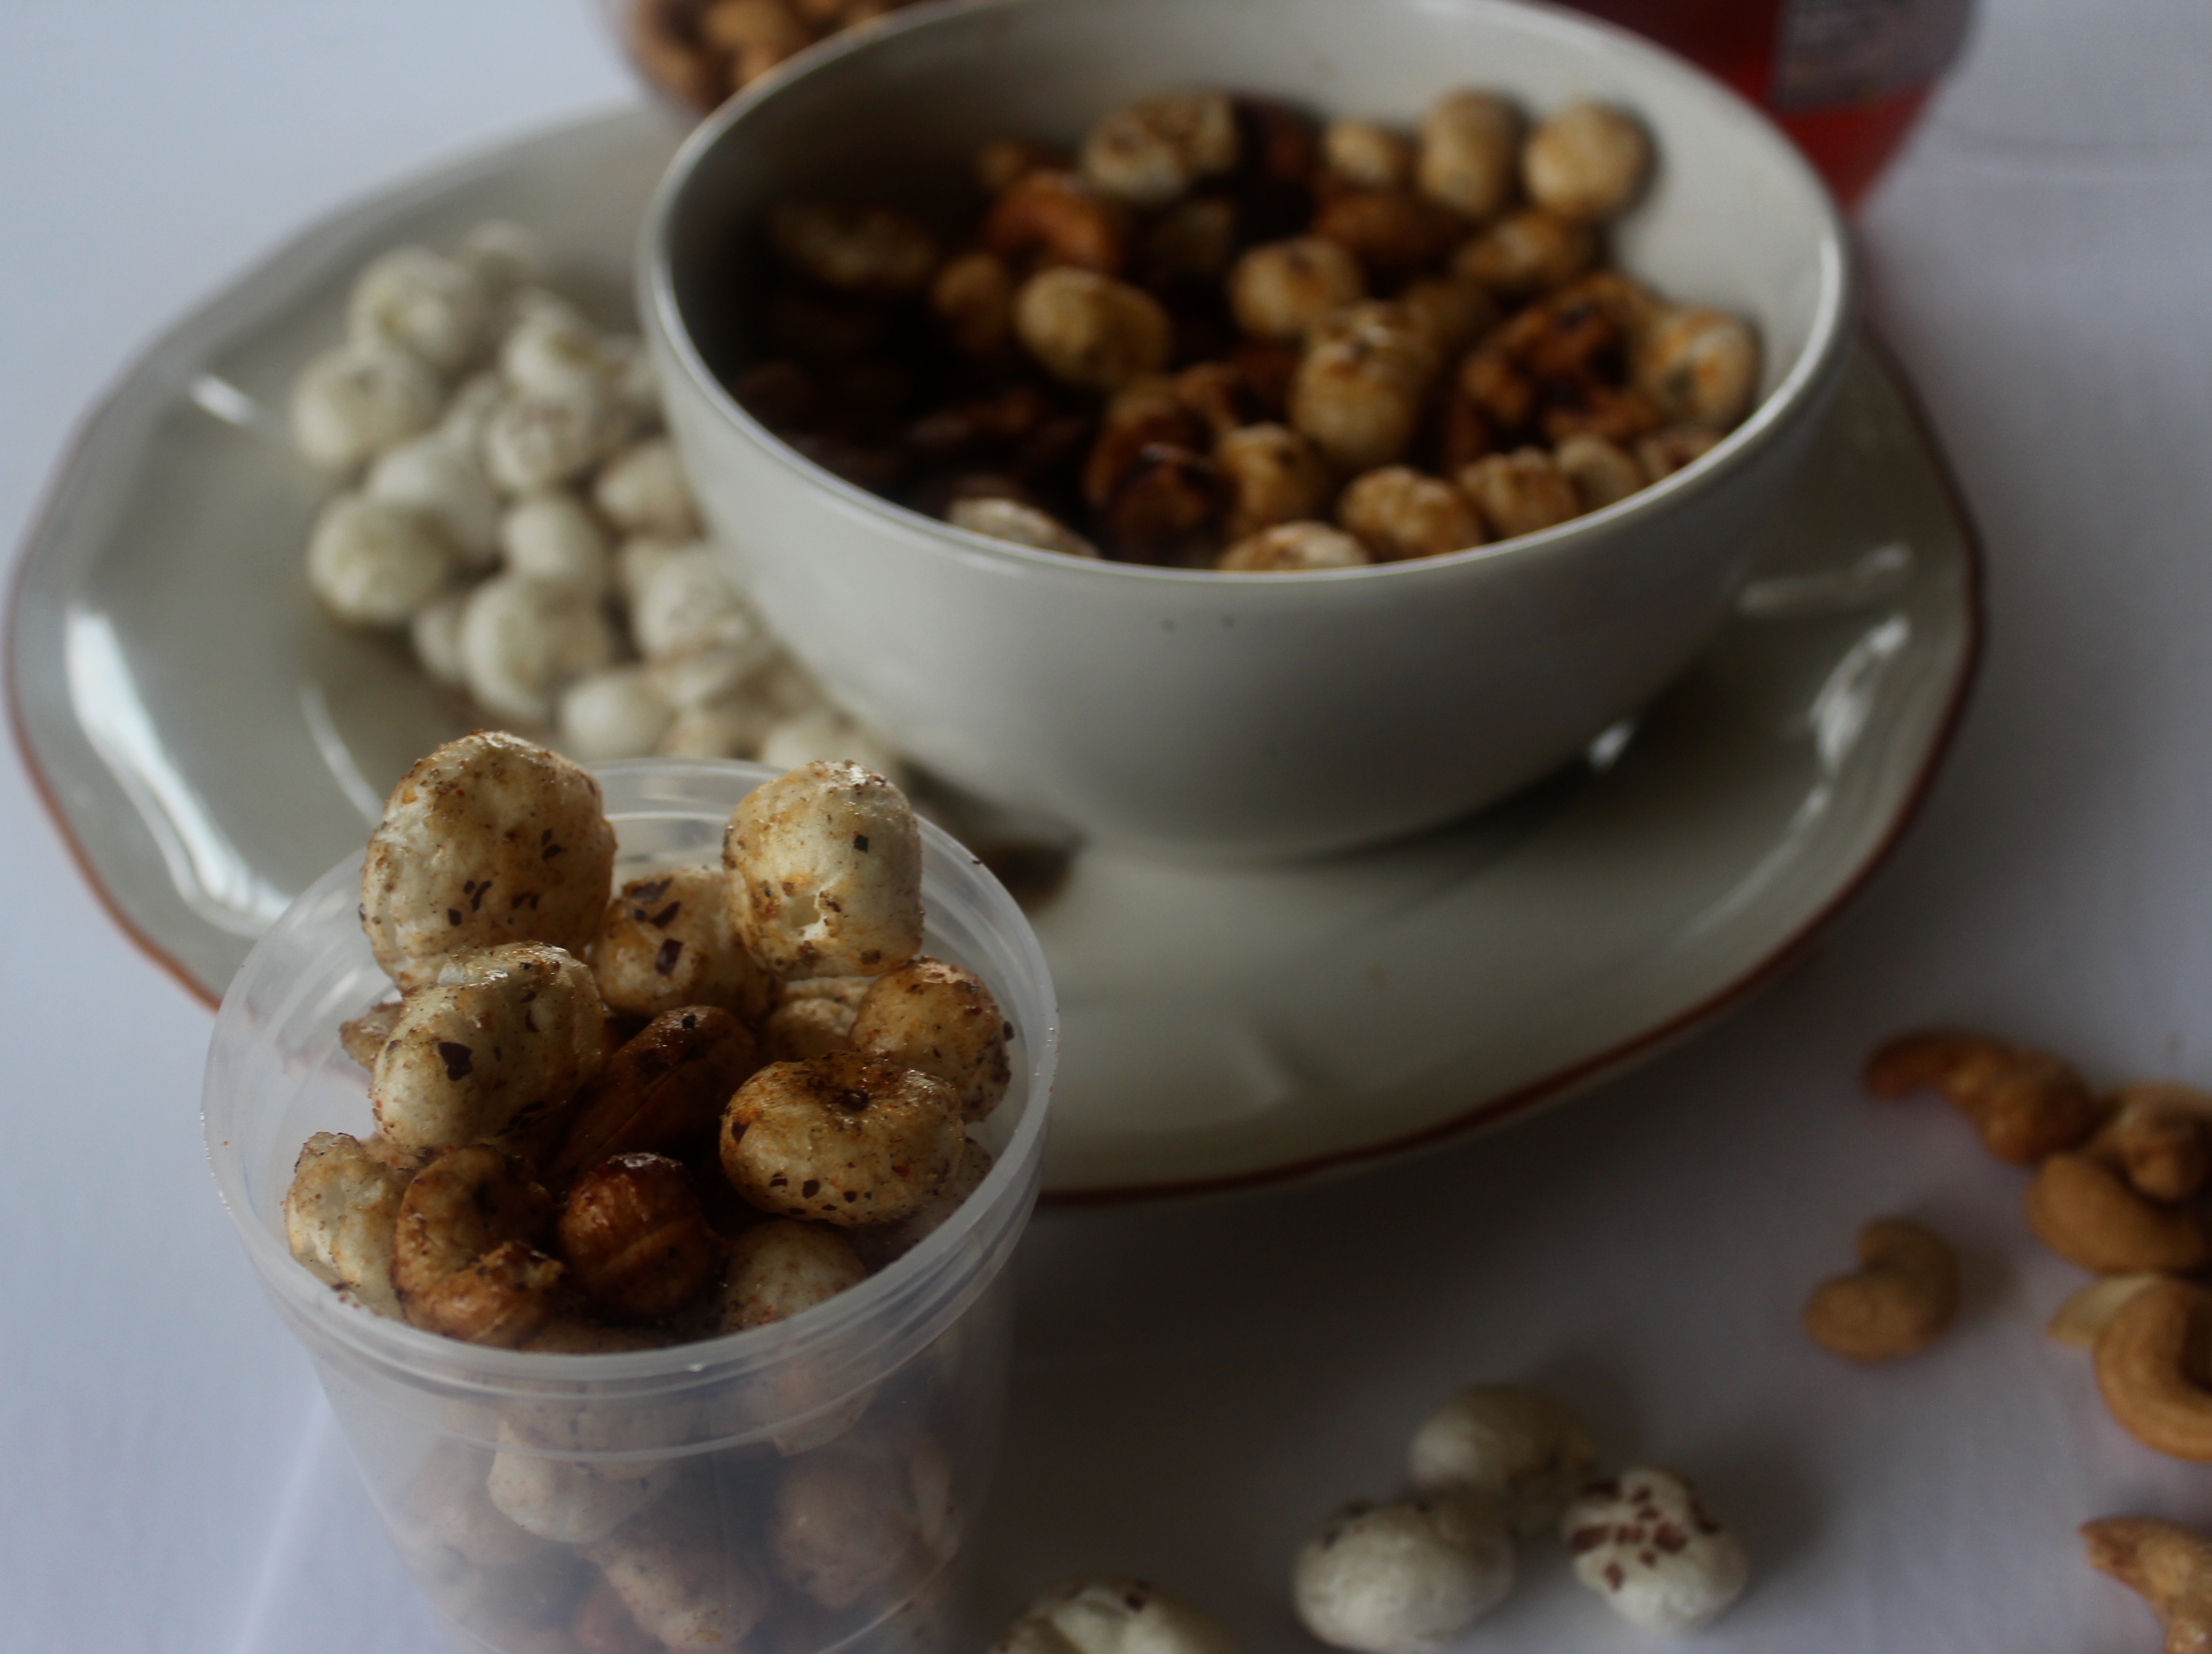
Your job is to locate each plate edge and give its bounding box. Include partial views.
[1041,331,1989,1207]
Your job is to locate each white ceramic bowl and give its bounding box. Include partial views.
[643,0,1853,860]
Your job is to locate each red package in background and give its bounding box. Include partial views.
[1562,0,1975,207]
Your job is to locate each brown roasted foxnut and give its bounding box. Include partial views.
[1216,422,1334,539]
[767,201,939,297]
[2082,1516,2212,1653]
[1080,89,1240,207]
[848,956,1012,1121]
[1539,380,1665,447]
[1290,304,1439,473]
[1323,119,1413,191]
[556,1152,722,1323]
[1013,268,1171,392]
[1235,95,1322,190]
[1555,434,1647,512]
[1636,306,1761,429]
[1454,208,1598,300]
[929,251,1016,358]
[1229,237,1367,342]
[733,359,824,433]
[1635,423,1722,479]
[1433,389,1495,474]
[547,1006,761,1188]
[766,283,890,364]
[701,0,812,91]
[1417,90,1522,221]
[1337,466,1485,562]
[594,866,773,1024]
[1395,275,1500,359]
[1458,345,1535,436]
[2024,1153,2209,1274]
[1310,189,1468,283]
[1524,101,1652,223]
[720,1051,964,1225]
[1802,1218,1960,1361]
[2103,1084,2212,1202]
[1142,193,1241,285]
[904,382,1054,467]
[1173,360,1270,440]
[391,1145,564,1347]
[1218,521,1372,573]
[1098,444,1224,560]
[1552,268,1660,331]
[982,170,1129,275]
[1082,380,1208,506]
[1863,1029,2104,1164]
[976,138,1066,197]
[1497,290,1622,382]
[2094,1279,2212,1461]
[1459,447,1581,540]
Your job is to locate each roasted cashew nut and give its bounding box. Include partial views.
[2083,1515,2212,1654]
[2047,1272,2166,1350]
[2094,1279,2212,1461]
[1801,1218,1961,1362]
[2103,1083,2212,1203]
[1863,1028,2105,1164]
[2025,1152,2209,1274]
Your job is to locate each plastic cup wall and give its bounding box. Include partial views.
[203,760,1058,1654]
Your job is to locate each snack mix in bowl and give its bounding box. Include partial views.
[732,84,1760,571]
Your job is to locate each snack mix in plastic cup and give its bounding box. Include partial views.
[203,758,1057,1654]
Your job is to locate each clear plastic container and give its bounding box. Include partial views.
[203,759,1057,1654]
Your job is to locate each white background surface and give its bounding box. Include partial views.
[6,1,2212,1650]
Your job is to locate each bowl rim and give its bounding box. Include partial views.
[201,756,1059,1399]
[642,0,1856,589]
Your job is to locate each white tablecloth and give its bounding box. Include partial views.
[5,1,2212,1648]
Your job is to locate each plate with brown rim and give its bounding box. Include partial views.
[6,109,1978,1199]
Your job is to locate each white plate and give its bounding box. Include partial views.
[6,108,1979,1199]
